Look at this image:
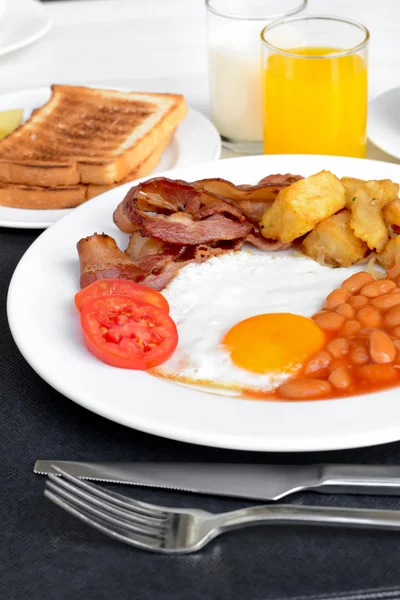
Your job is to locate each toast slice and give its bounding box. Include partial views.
[0,146,164,210]
[0,85,187,187]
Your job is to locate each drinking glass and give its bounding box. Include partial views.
[261,15,369,157]
[206,0,308,154]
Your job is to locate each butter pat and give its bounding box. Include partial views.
[0,109,23,139]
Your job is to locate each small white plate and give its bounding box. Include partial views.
[368,87,400,161]
[8,154,400,453]
[0,0,52,57]
[0,86,221,229]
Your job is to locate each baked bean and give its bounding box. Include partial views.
[371,294,400,310]
[348,295,368,309]
[358,327,377,338]
[369,330,396,364]
[391,327,400,338]
[393,340,400,351]
[336,303,355,319]
[278,379,333,400]
[342,272,374,294]
[384,306,400,328]
[324,288,350,309]
[315,312,345,331]
[349,342,369,365]
[387,263,400,280]
[357,306,382,328]
[304,351,332,376]
[356,364,398,383]
[340,319,361,337]
[328,367,352,390]
[360,280,396,298]
[326,337,349,358]
[393,340,400,366]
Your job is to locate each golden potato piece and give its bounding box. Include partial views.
[341,177,398,210]
[363,180,399,208]
[350,187,388,253]
[341,177,365,209]
[377,237,400,270]
[302,210,368,267]
[260,170,346,243]
[383,198,400,227]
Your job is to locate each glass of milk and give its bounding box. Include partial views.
[0,0,6,22]
[206,0,308,154]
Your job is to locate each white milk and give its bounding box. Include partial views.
[208,47,262,142]
[206,1,307,145]
[207,19,266,143]
[0,0,6,22]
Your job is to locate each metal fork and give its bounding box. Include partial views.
[45,466,400,554]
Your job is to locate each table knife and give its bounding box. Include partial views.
[34,461,400,501]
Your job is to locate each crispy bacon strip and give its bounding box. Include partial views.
[193,175,302,203]
[192,201,245,222]
[245,230,291,251]
[257,173,303,186]
[139,212,253,245]
[77,233,245,291]
[77,233,145,289]
[238,200,271,223]
[193,178,280,202]
[113,178,202,233]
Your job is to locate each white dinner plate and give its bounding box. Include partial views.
[0,0,51,57]
[8,154,400,453]
[0,86,221,229]
[368,87,400,162]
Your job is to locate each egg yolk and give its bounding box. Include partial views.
[222,313,325,374]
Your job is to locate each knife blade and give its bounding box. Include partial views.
[34,461,400,501]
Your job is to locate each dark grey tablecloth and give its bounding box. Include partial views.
[2,226,400,600]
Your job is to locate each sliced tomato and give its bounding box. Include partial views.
[75,279,169,314]
[80,295,178,370]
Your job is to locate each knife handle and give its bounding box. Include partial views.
[316,464,400,495]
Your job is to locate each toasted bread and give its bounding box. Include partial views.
[0,85,187,187]
[0,146,164,210]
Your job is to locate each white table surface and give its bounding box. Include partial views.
[1,0,399,163]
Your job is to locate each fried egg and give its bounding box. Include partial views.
[152,252,360,393]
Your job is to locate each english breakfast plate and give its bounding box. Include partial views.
[0,86,221,229]
[7,154,400,452]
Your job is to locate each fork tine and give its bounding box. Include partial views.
[46,479,165,540]
[44,490,165,552]
[47,474,166,530]
[49,465,168,518]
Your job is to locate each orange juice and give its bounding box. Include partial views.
[262,47,368,157]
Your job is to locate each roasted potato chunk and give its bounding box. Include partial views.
[363,180,399,208]
[377,236,400,270]
[350,187,388,253]
[383,198,400,227]
[341,177,365,209]
[260,170,346,243]
[302,210,368,267]
[341,177,398,210]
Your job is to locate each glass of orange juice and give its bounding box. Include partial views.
[261,16,369,157]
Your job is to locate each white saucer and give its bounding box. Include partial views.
[368,87,400,162]
[0,85,221,229]
[0,0,52,57]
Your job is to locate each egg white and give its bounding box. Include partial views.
[152,251,363,393]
